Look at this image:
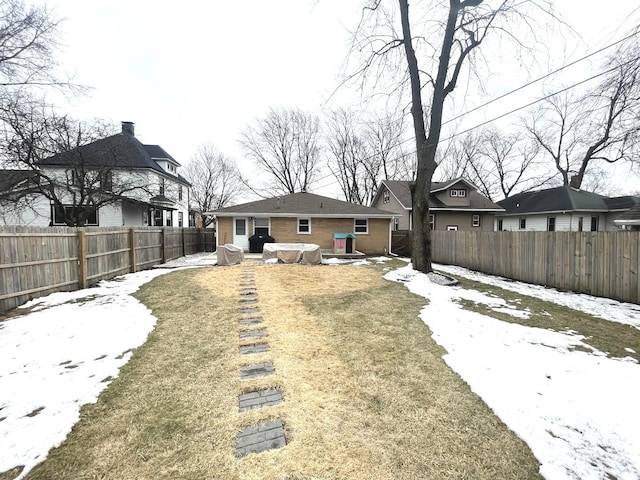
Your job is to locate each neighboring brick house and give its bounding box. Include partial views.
[0,122,190,227]
[207,192,395,255]
[371,178,504,231]
[496,186,640,232]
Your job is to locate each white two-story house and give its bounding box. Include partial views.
[0,122,190,227]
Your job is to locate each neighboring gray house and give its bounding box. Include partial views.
[371,178,504,232]
[496,186,640,232]
[0,122,190,227]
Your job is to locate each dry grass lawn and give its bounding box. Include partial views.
[21,261,542,480]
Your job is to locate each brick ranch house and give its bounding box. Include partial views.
[207,192,396,255]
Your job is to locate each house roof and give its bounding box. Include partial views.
[374,178,504,212]
[38,133,190,185]
[613,203,640,225]
[208,192,395,218]
[143,145,180,166]
[497,186,616,216]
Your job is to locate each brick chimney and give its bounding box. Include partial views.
[121,121,135,136]
[569,175,580,189]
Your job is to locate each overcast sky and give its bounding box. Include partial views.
[43,0,640,197]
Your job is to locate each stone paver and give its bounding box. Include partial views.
[239,297,258,304]
[235,420,286,457]
[239,317,263,326]
[239,307,260,315]
[239,388,283,411]
[240,362,274,379]
[239,328,266,339]
[239,343,269,355]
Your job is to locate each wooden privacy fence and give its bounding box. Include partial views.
[430,231,640,305]
[0,226,215,313]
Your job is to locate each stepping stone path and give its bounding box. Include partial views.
[236,266,287,457]
[239,317,263,326]
[235,420,286,457]
[239,361,275,379]
[239,388,283,411]
[240,343,269,355]
[239,328,266,339]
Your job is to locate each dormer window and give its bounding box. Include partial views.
[383,189,390,203]
[450,189,466,197]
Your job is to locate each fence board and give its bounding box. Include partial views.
[0,226,214,313]
[429,231,640,305]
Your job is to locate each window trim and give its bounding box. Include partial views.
[547,216,556,232]
[354,218,368,234]
[450,189,467,197]
[428,214,435,231]
[590,215,599,231]
[51,204,99,226]
[297,217,311,234]
[447,225,458,231]
[472,214,480,227]
[519,217,526,230]
[254,217,270,235]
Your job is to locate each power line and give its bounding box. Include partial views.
[442,29,639,126]
[312,32,640,196]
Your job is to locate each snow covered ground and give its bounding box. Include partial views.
[1,253,639,479]
[385,263,640,480]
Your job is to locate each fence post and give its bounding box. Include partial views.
[77,229,87,289]
[129,228,137,273]
[161,228,167,263]
[182,228,186,257]
[197,228,203,252]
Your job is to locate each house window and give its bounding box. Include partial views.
[52,205,98,226]
[100,171,113,191]
[166,211,172,227]
[178,212,183,227]
[393,217,399,230]
[383,189,390,203]
[354,218,368,234]
[450,189,466,197]
[159,178,165,196]
[519,218,526,230]
[154,209,162,226]
[71,170,81,186]
[578,217,583,232]
[591,215,599,231]
[429,214,435,231]
[297,218,310,234]
[235,218,246,235]
[447,225,458,231]
[498,219,503,231]
[472,215,480,227]
[548,217,556,232]
[254,217,270,235]
[178,185,183,201]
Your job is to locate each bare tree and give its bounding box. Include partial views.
[364,111,413,181]
[183,143,244,227]
[325,107,376,205]
[439,127,550,200]
[0,0,65,92]
[352,0,553,272]
[526,29,640,189]
[239,107,322,195]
